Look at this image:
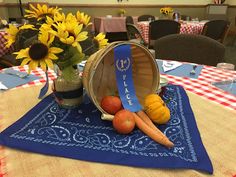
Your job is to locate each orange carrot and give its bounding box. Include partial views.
[132,113,174,148]
[136,110,159,131]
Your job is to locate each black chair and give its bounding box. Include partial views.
[154,34,225,66]
[138,15,155,22]
[201,20,230,43]
[126,23,147,46]
[149,19,181,48]
[125,16,134,24]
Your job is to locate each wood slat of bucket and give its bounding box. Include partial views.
[132,68,153,75]
[93,51,118,103]
[83,41,159,118]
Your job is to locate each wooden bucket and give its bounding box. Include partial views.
[82,41,160,120]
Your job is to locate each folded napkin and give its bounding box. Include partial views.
[0,68,41,90]
[212,80,236,96]
[157,60,203,79]
[0,85,213,174]
[0,81,8,90]
[162,61,182,72]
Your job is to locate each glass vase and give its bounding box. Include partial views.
[52,68,83,109]
[160,14,172,20]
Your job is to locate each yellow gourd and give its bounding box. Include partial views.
[144,94,170,124]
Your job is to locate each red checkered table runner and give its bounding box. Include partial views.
[0,31,14,58]
[137,21,205,44]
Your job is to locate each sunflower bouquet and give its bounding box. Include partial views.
[119,9,126,15]
[160,7,174,16]
[4,4,108,81]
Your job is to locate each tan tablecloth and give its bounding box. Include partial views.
[0,85,236,177]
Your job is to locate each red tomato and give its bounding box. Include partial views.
[100,95,122,115]
[112,109,135,134]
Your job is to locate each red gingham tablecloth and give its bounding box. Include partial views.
[6,64,236,111]
[137,21,205,44]
[163,65,236,110]
[0,31,14,58]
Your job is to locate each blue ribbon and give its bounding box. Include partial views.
[114,44,142,112]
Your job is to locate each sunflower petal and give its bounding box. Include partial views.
[45,59,54,69]
[76,44,82,53]
[14,48,29,59]
[49,47,63,54]
[48,53,59,60]
[65,36,75,44]
[29,60,39,71]
[42,5,48,13]
[40,60,47,71]
[76,32,88,42]
[21,58,31,65]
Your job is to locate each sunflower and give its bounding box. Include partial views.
[160,7,173,15]
[39,12,66,31]
[93,33,109,49]
[14,30,63,72]
[51,17,88,53]
[4,24,36,48]
[25,4,61,21]
[76,11,92,27]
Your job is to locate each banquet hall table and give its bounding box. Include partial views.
[0,30,14,58]
[137,21,205,44]
[0,63,236,177]
[93,16,138,33]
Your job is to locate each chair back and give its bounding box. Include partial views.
[138,15,155,22]
[125,16,134,24]
[0,28,38,67]
[149,19,181,48]
[201,19,230,43]
[126,23,147,46]
[154,34,225,66]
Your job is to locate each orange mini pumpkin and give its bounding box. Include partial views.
[144,94,170,124]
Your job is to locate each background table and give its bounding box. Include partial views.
[0,63,236,177]
[8,63,236,110]
[0,30,14,58]
[137,21,205,44]
[93,16,138,33]
[0,75,235,177]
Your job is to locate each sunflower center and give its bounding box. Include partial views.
[69,32,76,39]
[29,43,48,60]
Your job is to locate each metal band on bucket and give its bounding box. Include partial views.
[114,44,142,112]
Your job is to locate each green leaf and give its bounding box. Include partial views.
[70,51,85,66]
[55,46,85,70]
